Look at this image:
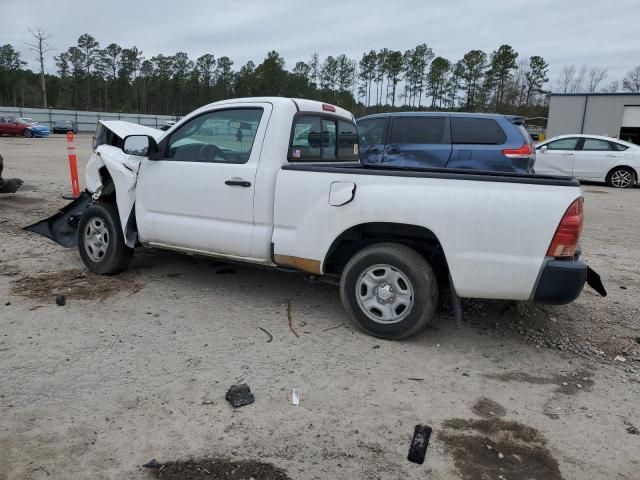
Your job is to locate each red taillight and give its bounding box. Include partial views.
[547,197,584,258]
[502,144,533,158]
[322,103,336,112]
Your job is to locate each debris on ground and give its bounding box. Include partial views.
[438,418,562,480]
[55,294,66,306]
[143,459,162,469]
[0,153,24,194]
[472,397,506,418]
[407,424,432,465]
[225,384,255,408]
[148,458,291,480]
[257,327,273,343]
[287,300,299,338]
[215,268,236,275]
[291,389,300,406]
[10,268,141,301]
[624,421,639,435]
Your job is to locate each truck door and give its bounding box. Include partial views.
[136,103,272,258]
[383,116,451,168]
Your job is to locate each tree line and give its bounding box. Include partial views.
[1,32,639,119]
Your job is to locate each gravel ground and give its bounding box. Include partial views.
[1,135,639,479]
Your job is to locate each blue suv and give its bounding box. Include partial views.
[356,112,535,173]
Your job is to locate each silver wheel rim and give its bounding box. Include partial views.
[24,130,31,137]
[83,217,110,262]
[611,170,633,188]
[355,264,414,324]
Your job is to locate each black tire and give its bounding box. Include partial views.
[606,167,636,188]
[339,242,438,340]
[23,129,33,138]
[77,203,133,275]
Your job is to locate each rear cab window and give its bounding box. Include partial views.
[451,117,506,145]
[290,115,359,162]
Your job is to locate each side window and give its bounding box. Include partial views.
[451,117,506,145]
[611,142,629,151]
[290,115,358,162]
[546,138,579,151]
[166,108,263,164]
[357,118,387,148]
[582,139,611,151]
[390,117,446,144]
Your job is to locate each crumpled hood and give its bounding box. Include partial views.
[98,120,163,141]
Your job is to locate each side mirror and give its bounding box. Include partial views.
[123,135,158,157]
[539,146,548,153]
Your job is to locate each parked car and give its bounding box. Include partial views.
[52,120,77,134]
[28,97,603,340]
[0,116,49,137]
[356,112,535,173]
[535,134,639,188]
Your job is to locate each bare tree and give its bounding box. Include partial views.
[587,67,608,93]
[601,80,619,93]
[556,65,576,93]
[25,28,52,108]
[623,66,640,93]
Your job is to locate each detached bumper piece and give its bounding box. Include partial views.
[23,192,91,248]
[534,260,587,305]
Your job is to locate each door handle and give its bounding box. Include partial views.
[225,179,251,187]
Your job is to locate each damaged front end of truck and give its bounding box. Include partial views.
[24,120,162,248]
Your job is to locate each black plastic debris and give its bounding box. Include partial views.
[23,192,91,248]
[216,268,236,275]
[225,384,255,408]
[142,459,162,469]
[55,294,66,306]
[586,266,607,297]
[627,425,639,435]
[408,424,432,464]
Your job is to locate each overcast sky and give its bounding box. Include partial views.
[2,0,638,87]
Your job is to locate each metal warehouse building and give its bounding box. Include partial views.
[546,93,640,144]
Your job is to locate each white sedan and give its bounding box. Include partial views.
[535,134,639,188]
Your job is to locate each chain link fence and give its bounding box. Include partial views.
[0,106,179,132]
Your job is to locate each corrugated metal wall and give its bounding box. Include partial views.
[0,106,179,132]
[547,94,640,138]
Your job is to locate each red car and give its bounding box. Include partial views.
[0,115,50,137]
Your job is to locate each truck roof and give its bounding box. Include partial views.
[197,97,354,121]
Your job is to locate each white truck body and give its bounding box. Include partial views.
[72,97,596,338]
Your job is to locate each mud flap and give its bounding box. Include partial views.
[23,192,91,248]
[586,266,607,297]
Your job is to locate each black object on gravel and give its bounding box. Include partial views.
[55,294,66,306]
[408,424,432,464]
[225,384,255,408]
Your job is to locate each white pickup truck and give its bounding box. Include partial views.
[30,97,604,339]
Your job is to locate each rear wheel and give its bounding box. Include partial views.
[78,203,133,275]
[340,243,438,339]
[23,129,33,138]
[607,167,636,188]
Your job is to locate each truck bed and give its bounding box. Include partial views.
[282,162,581,187]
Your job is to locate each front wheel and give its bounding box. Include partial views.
[23,129,33,138]
[78,203,133,275]
[607,167,636,188]
[340,243,438,339]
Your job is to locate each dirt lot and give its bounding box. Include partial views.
[1,134,639,479]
